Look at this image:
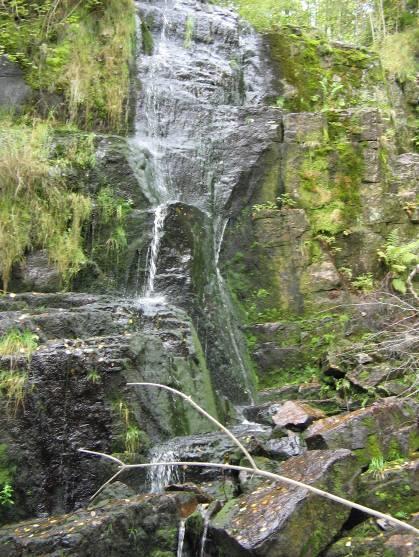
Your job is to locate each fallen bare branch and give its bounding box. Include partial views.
[127,382,258,470]
[78,450,419,536]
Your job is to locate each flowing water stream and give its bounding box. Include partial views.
[130,0,278,429]
[177,519,186,557]
[129,0,278,502]
[199,505,211,557]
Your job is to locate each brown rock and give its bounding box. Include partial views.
[272,400,326,431]
[305,398,418,465]
[210,449,359,557]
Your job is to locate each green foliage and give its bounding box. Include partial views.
[87,369,101,384]
[252,201,278,214]
[213,0,309,31]
[92,186,132,269]
[96,187,132,225]
[316,76,345,111]
[367,453,396,480]
[377,230,419,294]
[141,20,154,55]
[55,133,96,170]
[379,28,418,80]
[0,483,13,508]
[0,329,38,358]
[0,370,28,414]
[276,193,297,208]
[0,120,92,290]
[0,0,136,132]
[113,399,150,456]
[184,16,195,48]
[351,273,374,292]
[213,0,418,46]
[125,424,142,454]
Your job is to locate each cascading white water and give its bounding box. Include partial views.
[199,506,211,557]
[143,204,167,298]
[130,0,276,401]
[148,445,180,493]
[134,1,176,304]
[177,519,186,557]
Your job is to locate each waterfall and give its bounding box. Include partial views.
[215,218,255,403]
[199,506,211,557]
[130,0,275,401]
[148,443,180,493]
[143,204,167,298]
[177,519,186,557]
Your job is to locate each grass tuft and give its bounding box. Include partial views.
[0,119,92,291]
[0,329,38,359]
[0,370,28,414]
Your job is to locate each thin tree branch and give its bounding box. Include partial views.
[79,448,125,467]
[407,264,419,302]
[78,450,419,536]
[127,382,258,470]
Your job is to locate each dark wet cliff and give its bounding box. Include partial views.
[0,1,417,555]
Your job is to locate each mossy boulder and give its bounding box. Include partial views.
[305,398,418,465]
[358,460,418,517]
[209,449,359,557]
[324,520,418,557]
[0,492,191,556]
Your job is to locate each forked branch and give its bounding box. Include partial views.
[78,383,419,536]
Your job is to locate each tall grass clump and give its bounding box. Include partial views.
[0,370,28,414]
[0,329,38,359]
[378,28,418,79]
[0,120,92,291]
[0,0,136,132]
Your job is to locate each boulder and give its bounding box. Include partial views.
[336,108,383,142]
[321,351,347,378]
[271,401,326,431]
[263,435,305,460]
[324,520,419,557]
[283,112,326,144]
[347,362,403,391]
[253,344,302,373]
[210,449,359,557]
[305,398,418,465]
[354,353,374,365]
[304,261,341,292]
[243,400,324,430]
[0,492,194,556]
[258,382,323,404]
[92,481,136,506]
[357,460,418,516]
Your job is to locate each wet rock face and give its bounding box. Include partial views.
[305,398,418,465]
[0,293,218,519]
[12,251,61,293]
[209,449,359,557]
[0,56,32,109]
[0,492,193,557]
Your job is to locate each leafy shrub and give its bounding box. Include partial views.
[0,482,13,507]
[351,273,374,292]
[378,230,419,294]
